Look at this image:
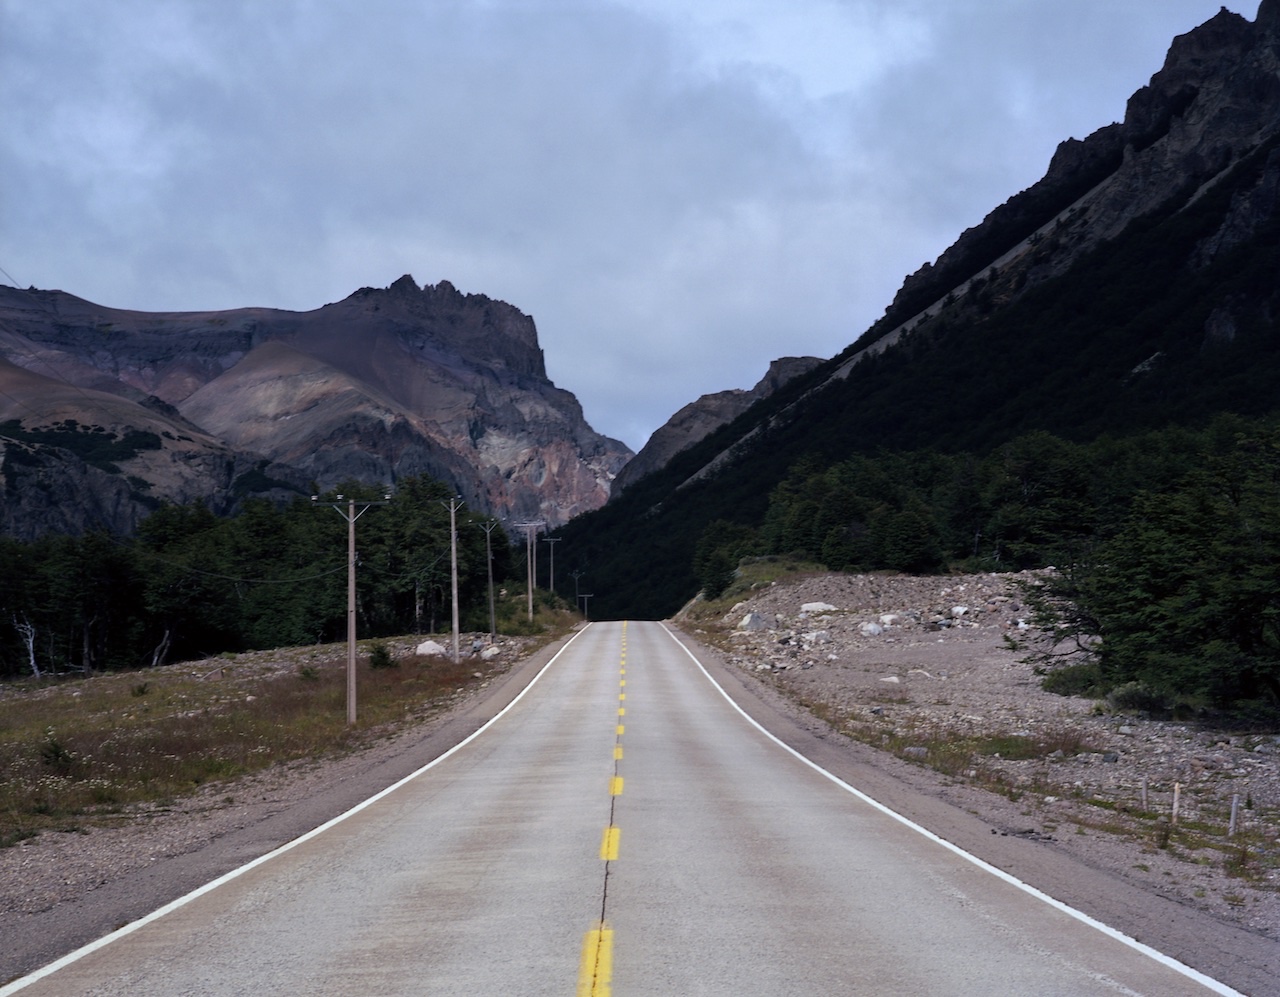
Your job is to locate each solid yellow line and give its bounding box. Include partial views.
[600,826,620,860]
[576,924,613,997]
[609,776,624,796]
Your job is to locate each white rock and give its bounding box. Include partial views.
[739,612,770,631]
[481,646,502,660]
[879,614,900,627]
[879,675,900,684]
[859,622,884,636]
[415,639,448,656]
[951,605,969,617]
[802,602,838,613]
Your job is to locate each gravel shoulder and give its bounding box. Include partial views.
[673,570,1278,996]
[3,585,1278,995]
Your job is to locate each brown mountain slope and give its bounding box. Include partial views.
[611,356,822,495]
[0,358,304,538]
[0,276,632,533]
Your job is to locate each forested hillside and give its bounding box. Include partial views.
[555,6,1280,711]
[0,477,518,680]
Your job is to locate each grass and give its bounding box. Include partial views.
[679,557,830,629]
[0,624,569,846]
[838,715,1097,781]
[787,685,1280,890]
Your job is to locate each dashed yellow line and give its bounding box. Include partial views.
[581,624,628,994]
[600,826,621,860]
[576,922,613,997]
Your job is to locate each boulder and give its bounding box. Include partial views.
[415,639,448,656]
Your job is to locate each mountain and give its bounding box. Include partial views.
[610,356,822,495]
[0,276,631,538]
[556,0,1280,619]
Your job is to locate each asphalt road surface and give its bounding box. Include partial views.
[2,621,1243,996]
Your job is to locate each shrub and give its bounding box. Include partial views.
[1041,661,1106,698]
[1107,681,1169,714]
[368,642,397,670]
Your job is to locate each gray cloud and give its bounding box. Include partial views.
[0,0,1240,450]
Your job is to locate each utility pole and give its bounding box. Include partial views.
[480,521,499,639]
[580,593,594,621]
[441,497,464,663]
[514,521,544,622]
[313,491,390,725]
[543,537,560,594]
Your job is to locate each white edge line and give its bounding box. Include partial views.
[659,622,1246,997]
[0,624,593,997]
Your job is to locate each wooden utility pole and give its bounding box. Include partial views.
[314,491,391,724]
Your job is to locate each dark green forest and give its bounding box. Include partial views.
[707,419,1280,709]
[0,476,521,681]
[553,139,1280,713]
[558,418,1280,711]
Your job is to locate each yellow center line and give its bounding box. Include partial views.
[617,707,625,716]
[609,775,624,796]
[616,724,625,736]
[600,826,621,860]
[614,745,623,760]
[576,923,613,997]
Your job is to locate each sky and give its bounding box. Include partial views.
[0,0,1248,452]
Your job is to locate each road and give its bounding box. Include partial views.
[3,621,1241,996]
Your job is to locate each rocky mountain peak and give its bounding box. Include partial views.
[343,275,545,380]
[847,0,1280,365]
[610,356,822,496]
[0,278,630,535]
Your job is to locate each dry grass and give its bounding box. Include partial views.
[0,632,563,847]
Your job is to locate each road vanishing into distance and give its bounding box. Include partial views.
[3,621,1243,996]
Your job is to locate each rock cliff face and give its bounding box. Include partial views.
[610,357,822,495]
[0,277,631,536]
[555,2,1280,620]
[856,0,1280,357]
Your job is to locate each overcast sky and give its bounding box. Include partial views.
[0,0,1247,451]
